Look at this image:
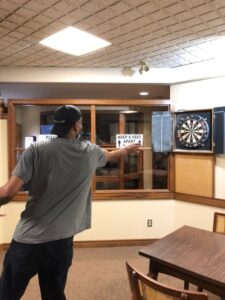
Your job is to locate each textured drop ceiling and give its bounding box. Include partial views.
[0,0,225,68]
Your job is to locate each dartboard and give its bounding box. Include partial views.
[175,114,210,149]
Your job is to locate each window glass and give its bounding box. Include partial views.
[95,106,121,146]
[95,106,169,190]
[15,105,91,160]
[95,107,119,190]
[152,152,168,189]
[13,103,169,193]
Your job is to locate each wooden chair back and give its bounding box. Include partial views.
[126,262,208,300]
[213,212,225,235]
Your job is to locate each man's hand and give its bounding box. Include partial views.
[124,143,141,154]
[0,175,24,206]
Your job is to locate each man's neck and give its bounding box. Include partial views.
[66,130,78,140]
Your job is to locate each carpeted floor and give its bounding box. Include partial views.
[0,246,221,300]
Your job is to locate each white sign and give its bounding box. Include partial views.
[116,134,143,148]
[25,137,36,149]
[38,134,57,141]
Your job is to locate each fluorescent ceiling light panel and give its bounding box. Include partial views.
[39,26,111,56]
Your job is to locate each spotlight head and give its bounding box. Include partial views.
[138,60,149,74]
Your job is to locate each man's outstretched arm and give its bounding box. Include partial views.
[103,143,141,162]
[0,175,24,206]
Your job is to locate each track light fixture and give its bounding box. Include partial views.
[139,60,149,74]
[121,60,150,77]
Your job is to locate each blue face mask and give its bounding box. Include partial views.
[76,130,83,140]
[76,131,91,141]
[76,133,81,140]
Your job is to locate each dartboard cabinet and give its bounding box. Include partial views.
[174,109,213,152]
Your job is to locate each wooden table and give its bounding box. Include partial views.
[139,225,225,298]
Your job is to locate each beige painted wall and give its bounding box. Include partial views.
[1,76,225,244]
[0,120,8,184]
[2,200,176,243]
[174,201,225,232]
[0,120,8,244]
[77,200,176,241]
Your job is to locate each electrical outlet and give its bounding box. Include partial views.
[147,219,152,227]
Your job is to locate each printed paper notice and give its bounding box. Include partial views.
[38,134,57,141]
[116,134,143,148]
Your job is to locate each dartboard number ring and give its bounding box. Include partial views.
[176,114,210,149]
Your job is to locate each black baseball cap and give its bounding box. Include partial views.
[51,105,82,137]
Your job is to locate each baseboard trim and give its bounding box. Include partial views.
[0,244,9,251]
[0,239,155,251]
[74,239,156,248]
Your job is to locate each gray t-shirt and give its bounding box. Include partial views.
[12,138,106,244]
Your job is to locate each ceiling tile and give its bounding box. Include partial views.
[32,14,54,25]
[16,25,34,35]
[193,3,215,15]
[59,8,90,25]
[184,0,210,9]
[23,19,43,30]
[0,0,20,12]
[175,11,197,22]
[207,17,225,27]
[84,0,120,11]
[16,7,37,19]
[138,2,159,14]
[0,20,18,30]
[6,13,26,24]
[0,9,11,19]
[23,0,53,13]
[164,2,187,14]
[211,0,225,9]
[0,0,225,68]
[0,27,10,37]
[7,30,26,39]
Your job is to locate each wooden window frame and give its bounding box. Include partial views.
[8,98,173,201]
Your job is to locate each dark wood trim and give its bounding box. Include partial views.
[91,105,96,192]
[169,154,174,192]
[93,191,173,200]
[213,211,225,233]
[11,192,29,201]
[0,239,156,250]
[0,99,8,119]
[0,113,8,119]
[0,244,9,251]
[11,191,225,209]
[90,104,96,143]
[212,155,216,197]
[8,100,16,175]
[74,239,156,248]
[12,191,174,201]
[175,192,225,209]
[119,113,125,189]
[8,99,171,106]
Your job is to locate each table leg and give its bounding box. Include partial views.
[148,260,158,280]
[184,280,189,290]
